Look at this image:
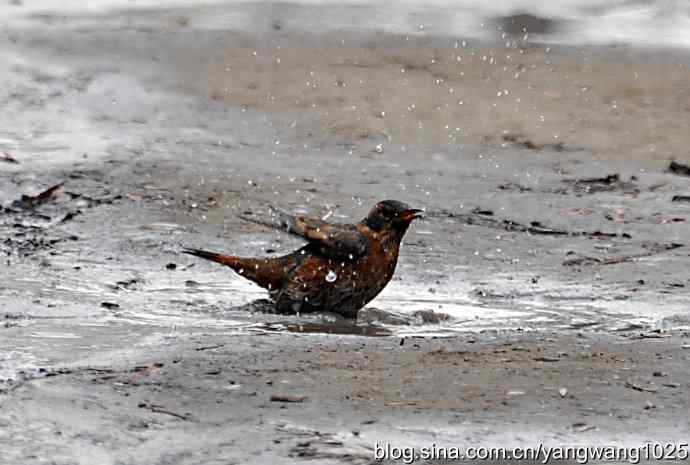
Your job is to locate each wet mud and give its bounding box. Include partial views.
[1,2,690,464]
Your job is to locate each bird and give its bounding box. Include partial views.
[183,200,423,318]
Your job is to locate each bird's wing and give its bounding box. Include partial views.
[247,207,369,258]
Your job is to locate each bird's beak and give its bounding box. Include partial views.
[398,208,424,221]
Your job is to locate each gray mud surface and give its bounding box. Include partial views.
[1,3,690,464]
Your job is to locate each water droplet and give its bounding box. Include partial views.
[325,270,337,283]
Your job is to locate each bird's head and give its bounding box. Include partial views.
[363,200,423,233]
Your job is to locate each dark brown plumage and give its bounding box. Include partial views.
[183,200,423,317]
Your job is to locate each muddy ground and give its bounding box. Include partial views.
[1,2,690,464]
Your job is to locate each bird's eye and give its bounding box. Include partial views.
[379,206,393,217]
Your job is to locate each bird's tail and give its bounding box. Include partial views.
[182,248,240,267]
[182,247,288,292]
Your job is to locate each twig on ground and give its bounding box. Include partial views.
[1,152,19,164]
[12,182,66,210]
[137,402,192,420]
